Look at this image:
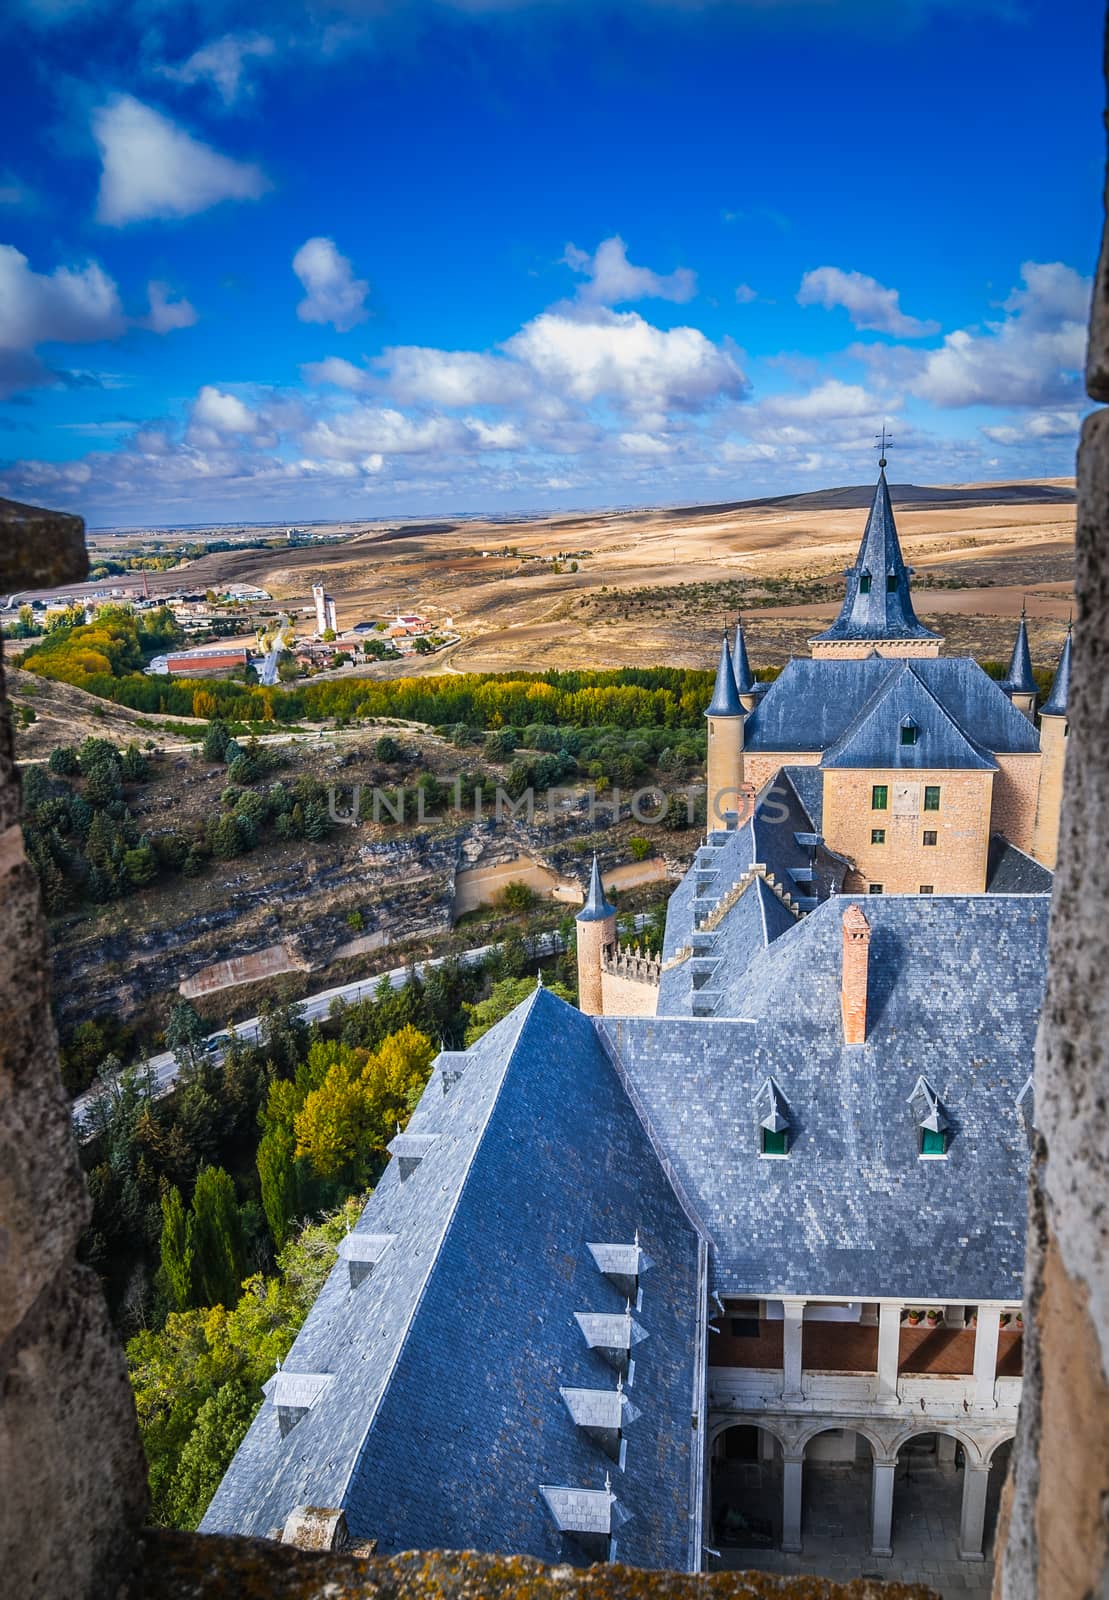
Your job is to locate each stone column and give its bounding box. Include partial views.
[876,1301,902,1405]
[781,1455,804,1553]
[781,1298,806,1401]
[972,1305,1001,1409]
[936,1433,958,1473]
[0,499,148,1598]
[957,1463,990,1561]
[870,1458,896,1557]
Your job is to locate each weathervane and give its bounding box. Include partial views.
[875,425,894,469]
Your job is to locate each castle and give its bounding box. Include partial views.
[203,471,1060,1586]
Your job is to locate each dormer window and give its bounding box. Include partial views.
[900,718,919,747]
[909,1076,950,1159]
[858,571,872,595]
[756,1076,791,1158]
[886,574,899,592]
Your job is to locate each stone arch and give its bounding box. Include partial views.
[985,1431,1017,1466]
[889,1422,986,1467]
[797,1418,887,1462]
[708,1414,790,1455]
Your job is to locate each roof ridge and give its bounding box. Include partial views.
[334,985,545,1509]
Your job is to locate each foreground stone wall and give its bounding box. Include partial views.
[0,500,149,1598]
[993,21,1109,1592]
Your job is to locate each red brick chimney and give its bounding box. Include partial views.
[841,905,871,1046]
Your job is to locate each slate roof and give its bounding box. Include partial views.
[1001,613,1037,696]
[705,633,744,717]
[821,662,997,772]
[987,836,1055,895]
[810,470,940,644]
[731,621,755,695]
[745,656,1041,757]
[202,986,703,1570]
[579,853,615,922]
[1041,626,1072,716]
[601,892,1049,1301]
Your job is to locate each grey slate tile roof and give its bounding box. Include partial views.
[745,657,1040,757]
[601,892,1048,1302]
[202,986,702,1571]
[1001,613,1037,696]
[1041,626,1072,716]
[986,835,1055,894]
[731,622,755,695]
[821,662,997,772]
[706,633,744,716]
[809,470,940,644]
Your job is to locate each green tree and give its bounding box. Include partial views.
[48,745,79,776]
[202,719,230,762]
[189,1166,245,1309]
[257,1125,300,1248]
[463,975,573,1044]
[160,1186,196,1311]
[162,1381,256,1531]
[166,1000,207,1070]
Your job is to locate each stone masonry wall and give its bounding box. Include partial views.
[0,500,149,1598]
[994,20,1109,1591]
[821,767,993,895]
[990,753,1041,857]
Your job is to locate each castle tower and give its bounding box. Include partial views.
[575,854,616,1017]
[705,632,746,828]
[1001,608,1038,721]
[809,467,943,660]
[732,619,758,712]
[1031,625,1072,869]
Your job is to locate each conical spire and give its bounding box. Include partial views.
[1040,624,1072,717]
[731,620,755,696]
[811,469,939,645]
[1002,608,1037,695]
[706,631,743,717]
[578,853,615,922]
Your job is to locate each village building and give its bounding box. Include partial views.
[203,469,1060,1586]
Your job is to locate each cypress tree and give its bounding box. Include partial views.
[257,1126,299,1248]
[190,1166,245,1308]
[159,1186,195,1311]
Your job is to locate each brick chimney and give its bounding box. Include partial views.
[841,905,871,1046]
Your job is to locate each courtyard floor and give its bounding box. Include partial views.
[712,1460,1002,1599]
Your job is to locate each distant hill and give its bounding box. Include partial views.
[651,481,1077,521]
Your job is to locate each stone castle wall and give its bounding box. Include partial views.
[990,753,1042,858]
[821,768,994,895]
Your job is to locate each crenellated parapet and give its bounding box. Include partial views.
[602,942,662,986]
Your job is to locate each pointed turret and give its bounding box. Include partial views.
[810,469,941,659]
[576,854,616,1017]
[1040,624,1072,717]
[1002,608,1037,720]
[579,853,616,923]
[1031,624,1072,871]
[705,632,746,828]
[732,620,754,694]
[707,632,743,717]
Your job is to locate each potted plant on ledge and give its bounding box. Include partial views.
[906,1308,924,1326]
[926,1309,944,1328]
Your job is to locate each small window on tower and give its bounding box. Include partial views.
[761,1127,788,1157]
[858,573,872,594]
[887,574,899,592]
[872,785,888,810]
[900,722,919,746]
[924,785,941,810]
[920,885,934,894]
[871,828,886,845]
[923,830,937,847]
[869,883,884,895]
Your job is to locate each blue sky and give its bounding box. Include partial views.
[0,0,1100,527]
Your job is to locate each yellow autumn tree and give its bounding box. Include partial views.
[192,690,218,718]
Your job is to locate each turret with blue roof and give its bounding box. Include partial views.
[1040,623,1072,718]
[706,631,743,717]
[731,618,758,708]
[810,467,941,653]
[1001,607,1038,719]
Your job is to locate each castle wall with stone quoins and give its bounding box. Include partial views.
[991,752,1042,855]
[821,767,994,895]
[746,751,820,795]
[809,638,942,660]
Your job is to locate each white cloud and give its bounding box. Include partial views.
[980,408,1083,446]
[734,283,758,304]
[0,244,124,350]
[464,417,523,449]
[142,281,198,333]
[910,261,1090,408]
[763,379,882,421]
[293,236,370,331]
[93,95,269,225]
[381,345,532,405]
[301,355,370,390]
[504,307,746,412]
[563,235,696,306]
[797,266,940,337]
[190,385,259,436]
[617,431,672,455]
[304,406,467,459]
[161,33,276,105]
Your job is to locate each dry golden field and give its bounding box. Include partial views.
[98,479,1077,673]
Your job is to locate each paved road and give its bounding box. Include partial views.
[71,929,570,1135]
